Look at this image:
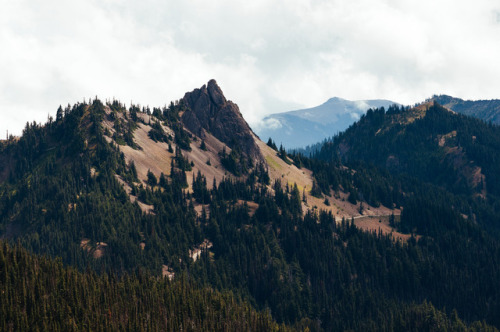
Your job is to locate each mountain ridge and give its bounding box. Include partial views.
[255,97,398,148]
[317,101,500,201]
[431,94,500,124]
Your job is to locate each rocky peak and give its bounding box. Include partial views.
[207,79,226,106]
[181,79,263,162]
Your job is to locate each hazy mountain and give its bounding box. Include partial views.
[255,97,398,149]
[431,94,500,124]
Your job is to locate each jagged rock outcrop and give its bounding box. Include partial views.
[181,79,263,162]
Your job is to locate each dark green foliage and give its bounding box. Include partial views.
[128,160,138,181]
[320,104,500,198]
[0,101,199,274]
[289,152,304,168]
[278,144,292,164]
[174,146,192,172]
[108,102,139,149]
[276,103,500,329]
[246,162,270,188]
[347,187,359,204]
[189,175,500,330]
[0,241,287,331]
[129,105,139,122]
[146,101,192,150]
[267,137,278,151]
[148,121,170,143]
[310,180,322,198]
[200,139,207,151]
[192,171,210,204]
[220,146,250,176]
[162,101,182,124]
[170,121,192,151]
[147,169,157,187]
[302,103,500,229]
[3,98,500,331]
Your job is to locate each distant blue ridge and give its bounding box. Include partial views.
[255,97,398,149]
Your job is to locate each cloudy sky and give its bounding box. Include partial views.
[1,0,500,136]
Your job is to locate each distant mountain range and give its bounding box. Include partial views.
[254,97,398,149]
[431,95,500,125]
[255,95,500,150]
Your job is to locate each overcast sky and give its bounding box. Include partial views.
[1,0,500,136]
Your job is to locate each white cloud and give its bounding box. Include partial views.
[1,0,500,136]
[260,118,283,131]
[354,101,370,111]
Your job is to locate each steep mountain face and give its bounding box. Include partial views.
[181,79,263,162]
[432,95,500,124]
[255,97,397,149]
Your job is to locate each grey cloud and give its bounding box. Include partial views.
[1,0,500,136]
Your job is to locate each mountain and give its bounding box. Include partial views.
[181,79,263,162]
[432,95,500,124]
[255,97,398,149]
[2,83,500,330]
[318,102,500,199]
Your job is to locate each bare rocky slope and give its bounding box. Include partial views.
[105,80,399,234]
[181,79,263,162]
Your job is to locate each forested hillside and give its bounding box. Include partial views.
[432,95,500,125]
[0,241,285,331]
[313,102,500,228]
[318,102,500,196]
[1,90,500,330]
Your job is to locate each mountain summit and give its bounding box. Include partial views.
[181,79,262,161]
[255,97,398,149]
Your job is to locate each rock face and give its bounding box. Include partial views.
[181,79,263,162]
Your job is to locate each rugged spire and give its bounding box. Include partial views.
[181,79,263,162]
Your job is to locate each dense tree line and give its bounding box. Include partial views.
[190,175,500,329]
[298,104,500,229]
[0,241,286,331]
[317,103,500,198]
[1,99,500,330]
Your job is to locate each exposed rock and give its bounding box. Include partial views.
[162,265,175,280]
[181,79,263,162]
